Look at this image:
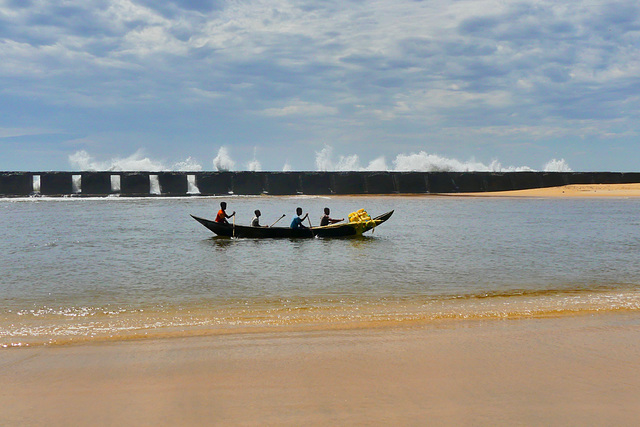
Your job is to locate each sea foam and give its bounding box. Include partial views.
[69,146,572,173]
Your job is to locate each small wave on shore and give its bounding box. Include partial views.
[3,286,638,348]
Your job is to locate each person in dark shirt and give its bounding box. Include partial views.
[290,207,308,228]
[319,207,343,226]
[215,201,235,224]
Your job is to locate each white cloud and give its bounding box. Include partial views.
[3,0,640,171]
[262,100,339,117]
[0,126,58,138]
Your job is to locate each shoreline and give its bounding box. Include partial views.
[2,313,639,425]
[4,183,640,201]
[4,285,640,349]
[453,183,640,198]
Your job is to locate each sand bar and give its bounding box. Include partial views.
[454,183,640,198]
[1,313,639,426]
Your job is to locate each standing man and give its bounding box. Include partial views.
[215,201,235,224]
[290,207,308,229]
[319,207,343,226]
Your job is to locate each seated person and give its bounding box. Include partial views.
[215,201,235,224]
[290,207,308,229]
[319,207,343,226]
[250,209,266,227]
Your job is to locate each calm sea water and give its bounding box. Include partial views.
[2,195,640,347]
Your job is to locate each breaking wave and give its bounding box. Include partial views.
[69,146,572,173]
[69,150,202,172]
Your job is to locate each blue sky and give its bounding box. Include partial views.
[1,0,639,171]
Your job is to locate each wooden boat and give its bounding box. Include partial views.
[191,210,394,238]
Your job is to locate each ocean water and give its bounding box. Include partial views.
[1,195,640,347]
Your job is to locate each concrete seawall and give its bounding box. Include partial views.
[1,171,640,197]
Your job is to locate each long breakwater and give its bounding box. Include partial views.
[1,171,640,197]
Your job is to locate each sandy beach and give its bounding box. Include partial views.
[2,313,639,426]
[3,186,640,426]
[456,183,640,198]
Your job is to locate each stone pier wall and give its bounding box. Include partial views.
[1,171,639,197]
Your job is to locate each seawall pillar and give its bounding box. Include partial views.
[121,173,150,196]
[158,172,188,195]
[81,172,112,195]
[0,172,33,195]
[40,172,73,195]
[265,172,301,195]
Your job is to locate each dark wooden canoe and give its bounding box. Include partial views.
[191,210,394,238]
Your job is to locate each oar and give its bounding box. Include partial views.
[307,215,315,237]
[232,214,236,238]
[270,214,286,227]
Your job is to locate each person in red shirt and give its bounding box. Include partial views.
[215,202,235,224]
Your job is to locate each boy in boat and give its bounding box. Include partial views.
[250,209,266,227]
[319,207,343,226]
[290,207,308,229]
[215,202,235,224]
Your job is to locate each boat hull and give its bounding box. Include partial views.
[191,211,393,238]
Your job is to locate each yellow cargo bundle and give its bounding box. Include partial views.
[348,209,372,223]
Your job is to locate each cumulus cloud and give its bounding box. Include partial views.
[0,126,58,138]
[5,0,635,121]
[3,0,640,171]
[262,100,339,117]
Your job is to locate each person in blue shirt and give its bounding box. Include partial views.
[290,207,308,228]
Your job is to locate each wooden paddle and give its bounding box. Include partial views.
[270,214,286,227]
[307,214,315,237]
[232,213,236,238]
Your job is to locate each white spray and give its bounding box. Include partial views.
[68,146,573,173]
[213,147,234,171]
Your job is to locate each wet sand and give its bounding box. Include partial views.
[2,313,639,426]
[456,183,640,198]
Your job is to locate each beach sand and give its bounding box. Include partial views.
[3,185,640,425]
[456,183,640,198]
[2,313,639,426]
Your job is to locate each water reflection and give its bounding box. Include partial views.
[207,236,234,250]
